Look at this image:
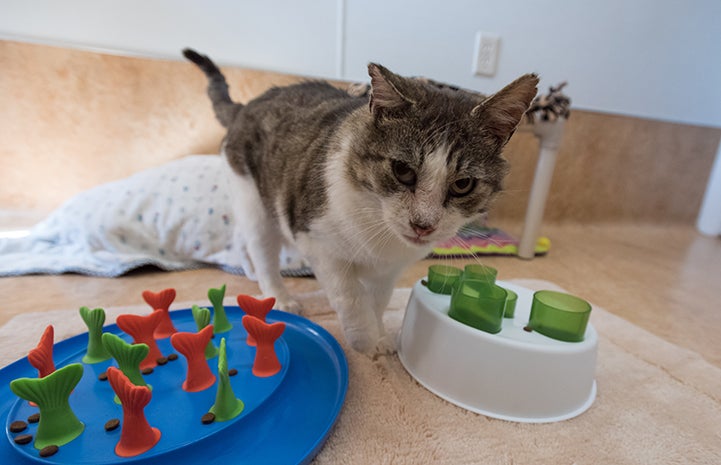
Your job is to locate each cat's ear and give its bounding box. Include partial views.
[368,63,415,118]
[471,74,539,145]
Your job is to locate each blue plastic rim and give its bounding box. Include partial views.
[1,307,348,465]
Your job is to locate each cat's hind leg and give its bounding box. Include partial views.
[224,166,302,314]
[228,227,257,281]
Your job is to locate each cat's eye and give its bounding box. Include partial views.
[449,178,476,197]
[392,160,417,187]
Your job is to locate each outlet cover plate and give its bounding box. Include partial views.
[473,31,500,77]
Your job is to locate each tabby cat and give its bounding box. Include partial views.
[184,48,538,355]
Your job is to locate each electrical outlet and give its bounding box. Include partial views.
[472,31,500,77]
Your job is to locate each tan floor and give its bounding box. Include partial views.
[1,222,719,369]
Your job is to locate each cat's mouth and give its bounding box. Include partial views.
[402,234,433,246]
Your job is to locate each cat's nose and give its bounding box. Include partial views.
[410,222,436,237]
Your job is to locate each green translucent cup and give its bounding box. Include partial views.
[426,265,463,295]
[462,264,498,285]
[503,289,518,319]
[528,290,592,342]
[448,280,507,334]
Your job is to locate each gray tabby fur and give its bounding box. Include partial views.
[184,48,538,354]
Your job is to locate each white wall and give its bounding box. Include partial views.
[344,0,721,128]
[0,0,340,77]
[1,0,720,127]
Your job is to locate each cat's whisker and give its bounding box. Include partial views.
[445,236,484,270]
[339,227,396,281]
[456,225,507,249]
[324,216,396,279]
[449,234,500,272]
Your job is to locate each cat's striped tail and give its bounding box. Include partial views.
[183,48,242,128]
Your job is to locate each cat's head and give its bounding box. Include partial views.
[345,64,538,248]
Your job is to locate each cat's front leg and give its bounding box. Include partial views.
[333,289,384,355]
[364,273,399,355]
[311,258,393,355]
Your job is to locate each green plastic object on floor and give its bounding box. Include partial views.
[192,305,219,359]
[208,284,233,334]
[102,333,151,403]
[10,363,85,449]
[462,264,498,284]
[209,338,244,422]
[448,280,507,334]
[79,306,112,364]
[504,289,518,319]
[528,290,592,342]
[426,265,463,294]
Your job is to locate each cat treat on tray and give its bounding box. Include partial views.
[184,48,537,355]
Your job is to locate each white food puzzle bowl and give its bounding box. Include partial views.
[398,279,597,423]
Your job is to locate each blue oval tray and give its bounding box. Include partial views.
[1,307,348,464]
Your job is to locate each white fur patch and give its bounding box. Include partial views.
[413,144,451,222]
[302,134,428,269]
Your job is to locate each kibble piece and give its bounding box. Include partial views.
[98,372,108,381]
[9,420,27,433]
[141,367,154,375]
[228,368,238,377]
[156,356,168,365]
[523,326,533,332]
[104,418,120,432]
[27,413,40,424]
[167,353,179,361]
[39,445,59,457]
[201,412,216,424]
[13,434,32,445]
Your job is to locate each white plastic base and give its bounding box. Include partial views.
[398,279,597,423]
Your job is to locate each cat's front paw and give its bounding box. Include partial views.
[371,334,397,359]
[275,297,303,315]
[344,328,376,354]
[345,329,397,357]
